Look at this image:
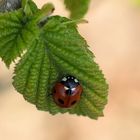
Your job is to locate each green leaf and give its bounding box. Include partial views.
[0,1,53,68]
[22,0,38,16]
[34,3,54,24]
[13,39,59,111]
[64,0,91,19]
[0,9,40,67]
[13,16,108,119]
[0,9,24,67]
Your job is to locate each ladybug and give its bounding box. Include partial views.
[53,75,83,108]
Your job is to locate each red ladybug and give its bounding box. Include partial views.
[53,75,83,108]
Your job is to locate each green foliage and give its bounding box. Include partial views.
[0,8,41,67]
[0,1,53,67]
[22,0,38,15]
[0,0,108,119]
[0,9,26,67]
[64,0,91,19]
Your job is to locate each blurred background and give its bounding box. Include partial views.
[0,0,140,140]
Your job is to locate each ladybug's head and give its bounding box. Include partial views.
[61,75,79,95]
[61,75,79,88]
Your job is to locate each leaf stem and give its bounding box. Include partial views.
[63,19,88,25]
[35,3,55,23]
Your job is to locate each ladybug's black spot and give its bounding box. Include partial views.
[71,100,77,105]
[58,98,64,104]
[54,89,56,93]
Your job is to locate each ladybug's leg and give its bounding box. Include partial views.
[47,93,53,97]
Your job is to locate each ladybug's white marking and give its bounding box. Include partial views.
[74,79,78,83]
[62,77,67,81]
[64,86,69,90]
[71,88,76,91]
[67,76,70,79]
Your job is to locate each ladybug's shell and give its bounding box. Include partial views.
[53,83,82,108]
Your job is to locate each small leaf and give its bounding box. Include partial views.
[0,9,40,67]
[64,0,91,19]
[22,0,38,16]
[0,1,53,67]
[0,10,24,67]
[34,3,54,24]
